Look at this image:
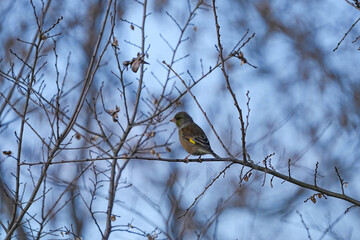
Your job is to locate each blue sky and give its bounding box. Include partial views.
[1,0,359,239]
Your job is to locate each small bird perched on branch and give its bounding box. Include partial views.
[170,111,220,161]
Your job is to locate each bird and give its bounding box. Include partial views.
[170,111,220,161]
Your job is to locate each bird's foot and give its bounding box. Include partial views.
[184,154,190,163]
[197,156,202,163]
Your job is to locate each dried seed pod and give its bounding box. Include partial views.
[75,133,81,140]
[2,151,12,156]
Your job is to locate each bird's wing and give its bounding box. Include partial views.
[180,123,212,151]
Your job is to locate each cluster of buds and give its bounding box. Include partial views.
[233,51,247,65]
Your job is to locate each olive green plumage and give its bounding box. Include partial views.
[170,112,220,159]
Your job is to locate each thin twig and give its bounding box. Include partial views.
[333,17,360,51]
[212,0,248,162]
[335,166,345,195]
[178,163,234,218]
[314,162,319,187]
[296,210,312,240]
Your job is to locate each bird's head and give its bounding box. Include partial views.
[170,111,193,128]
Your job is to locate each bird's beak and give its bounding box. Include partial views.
[170,118,175,123]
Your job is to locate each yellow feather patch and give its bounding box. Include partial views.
[189,138,196,144]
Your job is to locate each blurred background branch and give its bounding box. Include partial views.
[0,0,359,239]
